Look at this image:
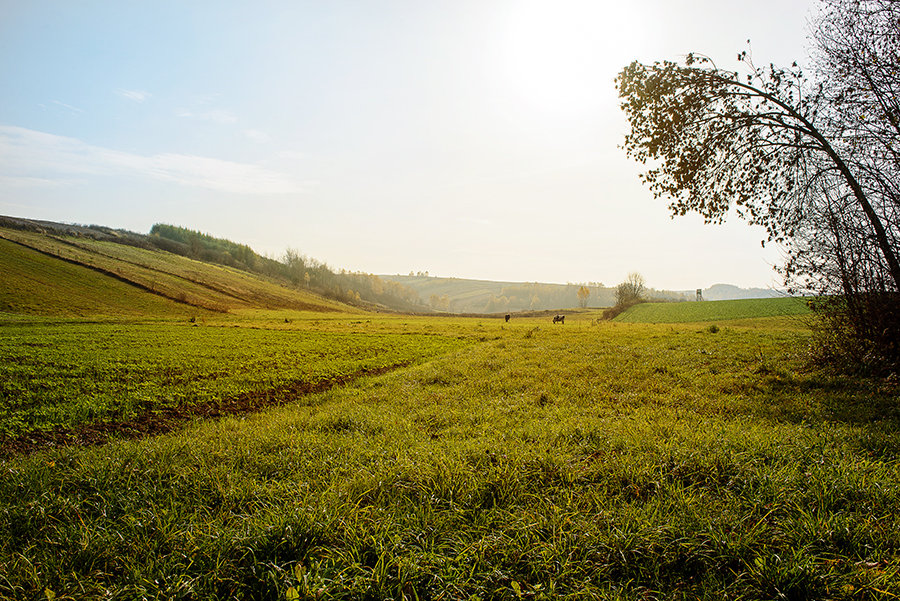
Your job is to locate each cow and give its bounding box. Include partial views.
[552,314,565,324]
[505,314,511,323]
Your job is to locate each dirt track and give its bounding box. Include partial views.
[0,364,405,458]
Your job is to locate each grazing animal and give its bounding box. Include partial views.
[505,314,511,323]
[553,314,565,324]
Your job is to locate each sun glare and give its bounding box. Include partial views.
[490,1,641,125]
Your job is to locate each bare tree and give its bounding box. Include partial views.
[615,272,646,307]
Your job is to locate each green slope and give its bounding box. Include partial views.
[0,228,353,317]
[0,237,197,318]
[614,297,810,323]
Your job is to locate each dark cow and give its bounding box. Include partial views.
[505,314,511,323]
[552,314,565,324]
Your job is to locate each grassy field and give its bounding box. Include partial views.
[615,297,810,324]
[0,316,470,443]
[1,311,899,600]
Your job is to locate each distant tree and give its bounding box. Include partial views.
[189,234,201,257]
[282,248,306,285]
[577,285,590,308]
[614,272,646,307]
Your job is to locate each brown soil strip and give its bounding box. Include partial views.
[0,364,406,459]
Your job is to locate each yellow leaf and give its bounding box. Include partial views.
[285,586,300,601]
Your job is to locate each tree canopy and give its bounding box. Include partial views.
[616,0,900,372]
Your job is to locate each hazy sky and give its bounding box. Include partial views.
[0,0,817,290]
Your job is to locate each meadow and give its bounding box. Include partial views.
[1,308,899,600]
[613,297,810,324]
[0,315,469,446]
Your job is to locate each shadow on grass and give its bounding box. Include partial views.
[746,369,900,459]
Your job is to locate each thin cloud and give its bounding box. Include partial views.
[115,89,150,103]
[50,100,84,114]
[0,125,309,195]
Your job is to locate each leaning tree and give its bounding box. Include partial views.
[615,0,900,373]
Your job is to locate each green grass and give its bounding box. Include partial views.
[614,297,810,323]
[1,315,899,599]
[0,237,199,318]
[0,318,469,439]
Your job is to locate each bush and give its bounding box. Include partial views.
[602,298,643,320]
[808,294,900,376]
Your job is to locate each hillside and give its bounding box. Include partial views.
[0,225,352,317]
[378,275,612,313]
[0,236,199,318]
[381,274,783,313]
[1,215,784,318]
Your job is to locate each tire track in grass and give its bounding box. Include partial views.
[0,363,408,458]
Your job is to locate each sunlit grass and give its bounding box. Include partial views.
[1,318,898,599]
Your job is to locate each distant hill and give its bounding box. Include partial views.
[380,274,784,314]
[0,215,785,318]
[379,275,614,313]
[701,283,782,301]
[0,216,427,316]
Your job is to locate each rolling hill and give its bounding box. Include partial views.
[1,214,788,319]
[380,274,784,314]
[0,223,352,317]
[377,275,613,313]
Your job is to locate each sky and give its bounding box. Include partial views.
[0,0,817,290]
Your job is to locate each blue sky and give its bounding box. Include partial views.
[0,0,815,289]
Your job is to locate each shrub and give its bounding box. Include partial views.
[808,294,900,376]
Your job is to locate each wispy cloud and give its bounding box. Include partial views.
[49,100,84,114]
[115,88,150,103]
[0,125,309,195]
